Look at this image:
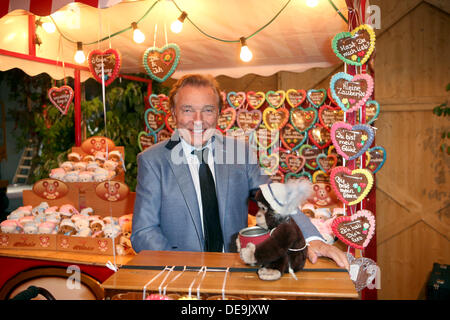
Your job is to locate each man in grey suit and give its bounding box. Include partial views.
[131,74,348,269]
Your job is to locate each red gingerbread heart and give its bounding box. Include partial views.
[48,85,74,115]
[88,48,121,86]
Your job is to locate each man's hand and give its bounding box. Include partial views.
[307,240,349,270]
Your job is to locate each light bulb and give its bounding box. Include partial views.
[306,0,319,7]
[239,37,253,62]
[42,21,56,33]
[131,22,145,43]
[170,11,187,34]
[74,42,85,64]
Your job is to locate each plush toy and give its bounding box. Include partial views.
[238,180,313,281]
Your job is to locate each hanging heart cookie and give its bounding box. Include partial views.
[164,111,177,133]
[319,105,344,130]
[143,43,180,82]
[285,172,312,183]
[157,128,172,142]
[227,92,246,109]
[332,209,376,250]
[332,24,376,66]
[331,121,375,160]
[312,170,330,184]
[330,166,374,206]
[285,154,306,173]
[259,153,279,175]
[316,154,338,174]
[286,89,306,107]
[263,107,289,131]
[270,171,285,183]
[366,146,386,174]
[250,128,280,150]
[276,147,290,173]
[48,85,74,115]
[265,90,286,109]
[360,100,380,124]
[298,144,322,170]
[217,107,236,134]
[330,72,374,113]
[290,107,318,132]
[309,123,332,149]
[144,108,166,133]
[236,109,262,133]
[280,124,307,151]
[137,131,157,151]
[306,89,327,108]
[246,91,266,109]
[88,48,121,86]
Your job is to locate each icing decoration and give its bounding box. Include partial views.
[270,171,285,183]
[159,95,170,113]
[143,44,180,82]
[329,72,374,113]
[138,131,157,151]
[285,154,306,173]
[164,111,177,133]
[280,124,307,151]
[285,172,312,183]
[276,147,290,173]
[246,91,266,109]
[157,128,172,142]
[290,107,318,132]
[331,121,375,160]
[144,108,166,133]
[250,128,279,150]
[265,90,286,109]
[259,153,279,175]
[332,24,376,66]
[227,127,246,140]
[148,94,161,110]
[330,166,374,206]
[88,48,121,86]
[366,146,386,174]
[312,170,330,184]
[318,104,344,130]
[316,154,338,174]
[309,123,332,149]
[227,91,246,109]
[361,100,380,124]
[327,87,338,106]
[328,145,343,167]
[347,253,380,292]
[286,89,306,107]
[236,109,262,133]
[332,209,376,250]
[306,89,327,108]
[48,85,74,115]
[262,107,289,131]
[298,144,321,170]
[217,107,236,134]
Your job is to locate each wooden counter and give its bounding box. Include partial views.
[102,251,359,300]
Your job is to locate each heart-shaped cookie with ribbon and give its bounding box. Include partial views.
[332,209,376,250]
[319,105,344,130]
[259,153,279,175]
[270,171,285,183]
[330,72,374,113]
[236,109,262,133]
[144,108,166,133]
[290,107,318,132]
[312,170,330,184]
[148,93,160,110]
[306,89,327,108]
[361,100,380,124]
[366,146,386,174]
[298,144,321,170]
[330,166,374,206]
[285,172,312,183]
[276,147,290,173]
[164,111,177,133]
[316,154,338,174]
[217,107,237,134]
[331,121,375,160]
[48,85,74,115]
[143,43,180,82]
[250,128,280,150]
[88,48,121,86]
[246,91,266,109]
[137,131,157,151]
[159,95,170,113]
[286,89,306,107]
[285,154,306,173]
[265,90,286,109]
[263,107,289,131]
[332,24,376,66]
[280,123,307,151]
[227,91,246,109]
[309,123,332,149]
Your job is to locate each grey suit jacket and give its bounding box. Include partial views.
[131,131,322,252]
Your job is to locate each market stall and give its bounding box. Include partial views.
[0,0,382,300]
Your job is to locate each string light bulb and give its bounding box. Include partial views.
[42,21,56,33]
[131,22,145,43]
[170,11,187,34]
[239,37,253,62]
[74,41,85,64]
[306,0,319,7]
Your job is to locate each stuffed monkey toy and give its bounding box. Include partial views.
[238,180,313,280]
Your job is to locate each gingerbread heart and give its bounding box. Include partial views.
[263,107,289,131]
[250,128,279,150]
[227,91,246,109]
[330,166,374,206]
[270,171,285,183]
[285,154,306,173]
[159,95,170,112]
[290,107,317,133]
[285,172,312,183]
[265,90,286,109]
[298,144,321,170]
[331,121,375,160]
[286,89,306,107]
[148,93,161,110]
[144,108,166,133]
[259,153,279,175]
[236,109,262,133]
[312,170,330,184]
[318,105,344,130]
[137,131,157,151]
[275,147,290,173]
[217,107,236,134]
[309,123,332,149]
[306,89,327,108]
[332,24,376,66]
[332,209,375,250]
[280,124,307,151]
[330,72,374,113]
[361,100,380,124]
[366,146,386,174]
[157,128,172,142]
[246,91,265,109]
[316,154,338,174]
[143,43,180,82]
[88,48,121,86]
[164,111,177,133]
[48,85,74,115]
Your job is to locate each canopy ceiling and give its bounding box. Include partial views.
[0,0,348,82]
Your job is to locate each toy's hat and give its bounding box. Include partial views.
[259,180,313,216]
